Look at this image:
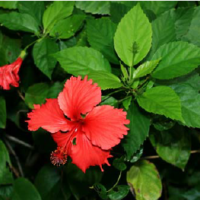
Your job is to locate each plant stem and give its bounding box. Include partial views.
[10,165,20,178]
[17,90,25,101]
[107,171,122,192]
[191,149,200,153]
[118,96,131,103]
[101,89,124,103]
[138,76,150,90]
[24,40,38,51]
[4,139,24,177]
[24,35,46,52]
[6,135,34,149]
[142,149,200,160]
[129,66,133,82]
[107,89,124,97]
[129,55,135,82]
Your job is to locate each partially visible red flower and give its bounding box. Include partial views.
[26,76,129,172]
[0,51,25,90]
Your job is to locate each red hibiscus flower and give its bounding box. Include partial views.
[26,76,129,172]
[0,51,25,90]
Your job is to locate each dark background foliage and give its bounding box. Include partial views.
[0,1,200,200]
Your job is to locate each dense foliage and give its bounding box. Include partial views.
[0,1,200,200]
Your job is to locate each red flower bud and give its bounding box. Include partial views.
[0,57,23,90]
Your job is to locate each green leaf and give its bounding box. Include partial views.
[146,80,154,90]
[177,1,196,7]
[155,71,200,93]
[129,148,143,163]
[110,2,130,24]
[0,97,6,129]
[43,1,74,32]
[149,7,193,53]
[149,10,176,58]
[0,140,13,185]
[113,157,127,171]
[33,38,59,79]
[53,47,111,77]
[100,96,118,107]
[153,119,175,132]
[18,1,45,25]
[75,27,88,47]
[66,164,102,200]
[132,79,140,89]
[7,101,28,129]
[75,1,110,15]
[93,183,108,200]
[47,82,63,99]
[113,2,137,10]
[171,84,200,128]
[152,41,200,79]
[182,184,200,200]
[174,7,195,40]
[114,3,152,67]
[0,12,39,35]
[11,178,41,200]
[108,185,130,200]
[184,7,200,47]
[133,59,160,80]
[150,125,191,169]
[25,83,49,109]
[120,63,129,80]
[0,48,7,66]
[50,15,85,39]
[0,32,21,64]
[168,186,186,200]
[87,18,118,64]
[141,1,177,16]
[0,185,13,199]
[127,160,162,200]
[122,102,150,160]
[0,2,17,9]
[137,86,183,121]
[88,71,122,90]
[35,165,60,200]
[122,96,132,110]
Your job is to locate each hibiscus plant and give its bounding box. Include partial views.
[0,1,200,200]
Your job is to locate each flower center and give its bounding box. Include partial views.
[50,147,67,166]
[50,119,86,167]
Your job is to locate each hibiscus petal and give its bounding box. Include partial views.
[82,105,130,150]
[26,99,73,133]
[52,131,74,148]
[69,131,112,173]
[58,76,101,121]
